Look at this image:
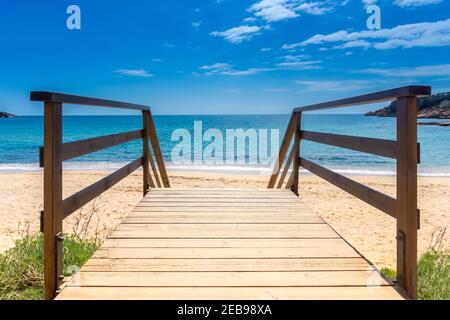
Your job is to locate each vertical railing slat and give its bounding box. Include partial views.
[291,113,302,196]
[268,113,296,188]
[147,111,170,188]
[142,111,155,194]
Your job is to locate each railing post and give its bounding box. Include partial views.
[43,102,63,300]
[396,96,419,299]
[291,113,302,196]
[142,111,153,195]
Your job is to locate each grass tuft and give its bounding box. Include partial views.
[0,234,98,300]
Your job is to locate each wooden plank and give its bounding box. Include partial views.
[30,91,150,111]
[133,205,309,213]
[110,226,338,239]
[144,194,298,199]
[100,238,351,249]
[56,286,404,300]
[82,258,368,272]
[62,158,143,218]
[122,217,324,224]
[136,202,306,207]
[116,223,331,231]
[61,130,143,163]
[140,198,303,203]
[92,247,358,259]
[396,96,419,299]
[301,130,397,159]
[268,113,295,188]
[293,86,430,113]
[147,111,170,187]
[43,102,63,300]
[300,157,397,218]
[66,271,391,287]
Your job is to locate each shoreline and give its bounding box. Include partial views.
[1,163,450,177]
[0,171,448,271]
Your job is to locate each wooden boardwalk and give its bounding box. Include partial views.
[57,188,404,300]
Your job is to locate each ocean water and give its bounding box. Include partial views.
[0,115,449,176]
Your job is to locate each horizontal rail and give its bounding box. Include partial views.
[62,157,143,218]
[39,130,144,167]
[31,92,150,111]
[300,157,396,218]
[294,86,430,113]
[301,131,398,159]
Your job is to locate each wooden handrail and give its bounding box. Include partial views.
[293,86,430,113]
[31,92,150,111]
[301,131,398,159]
[300,157,397,217]
[63,158,144,218]
[32,91,169,300]
[39,130,144,166]
[268,85,430,299]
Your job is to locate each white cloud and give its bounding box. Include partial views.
[248,0,341,22]
[200,63,233,71]
[276,60,322,70]
[275,54,322,69]
[249,0,299,22]
[294,2,334,15]
[362,0,378,8]
[296,80,374,92]
[357,64,450,77]
[211,25,261,43]
[394,0,442,7]
[114,69,153,78]
[283,18,450,50]
[192,21,202,29]
[261,47,272,51]
[198,63,270,76]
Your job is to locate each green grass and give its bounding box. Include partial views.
[0,234,98,300]
[381,250,450,300]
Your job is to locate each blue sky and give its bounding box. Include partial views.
[0,0,449,115]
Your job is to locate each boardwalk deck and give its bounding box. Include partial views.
[57,188,404,300]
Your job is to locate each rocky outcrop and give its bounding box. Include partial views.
[418,122,450,127]
[366,92,450,119]
[0,112,16,118]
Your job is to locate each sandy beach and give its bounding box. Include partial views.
[0,171,448,270]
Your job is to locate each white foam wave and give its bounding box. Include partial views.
[1,162,450,177]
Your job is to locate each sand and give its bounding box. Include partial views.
[0,171,448,269]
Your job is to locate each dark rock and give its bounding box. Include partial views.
[418,122,450,127]
[0,112,17,118]
[366,92,450,119]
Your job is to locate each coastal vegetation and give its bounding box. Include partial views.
[381,227,449,300]
[0,234,98,300]
[366,92,450,119]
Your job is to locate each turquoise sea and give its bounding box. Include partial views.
[0,115,449,176]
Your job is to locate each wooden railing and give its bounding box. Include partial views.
[30,92,170,300]
[268,85,431,299]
